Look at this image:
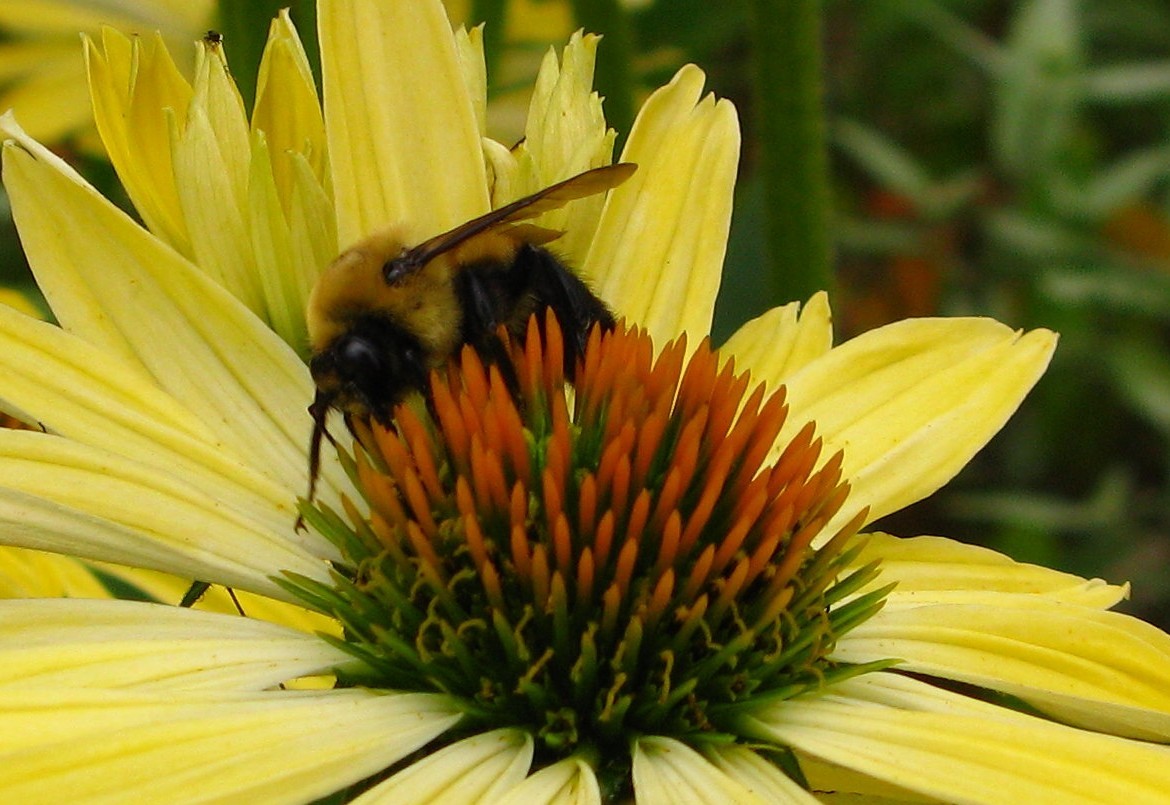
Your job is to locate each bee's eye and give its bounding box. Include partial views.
[338,336,384,376]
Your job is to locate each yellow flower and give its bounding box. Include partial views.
[0,0,1168,802]
[0,0,213,145]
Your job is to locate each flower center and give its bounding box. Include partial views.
[287,314,888,789]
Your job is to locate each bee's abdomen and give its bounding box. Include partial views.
[456,244,614,382]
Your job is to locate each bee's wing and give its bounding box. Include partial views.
[390,163,636,279]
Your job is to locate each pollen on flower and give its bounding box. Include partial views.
[286,312,890,790]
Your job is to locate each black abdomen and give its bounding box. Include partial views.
[455,244,615,380]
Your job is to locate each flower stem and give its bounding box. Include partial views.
[747,0,834,303]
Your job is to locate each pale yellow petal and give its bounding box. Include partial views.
[585,65,739,348]
[84,29,193,254]
[172,40,263,310]
[632,735,770,805]
[454,25,487,135]
[834,598,1170,741]
[0,301,306,541]
[721,292,834,391]
[775,319,1057,536]
[0,546,108,598]
[0,687,460,804]
[512,31,615,265]
[848,533,1126,608]
[0,598,346,690]
[252,10,329,197]
[249,132,313,351]
[356,728,533,803]
[0,122,347,504]
[286,149,342,305]
[321,0,489,245]
[496,758,602,805]
[744,672,1170,804]
[483,135,521,204]
[248,17,336,348]
[797,753,960,802]
[703,744,820,803]
[0,431,330,598]
[524,32,608,181]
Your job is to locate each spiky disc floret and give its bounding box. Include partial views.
[285,313,891,784]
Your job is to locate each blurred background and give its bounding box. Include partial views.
[2,0,1169,629]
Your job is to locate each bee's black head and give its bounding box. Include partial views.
[303,318,430,516]
[309,317,429,424]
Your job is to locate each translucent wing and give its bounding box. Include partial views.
[386,162,636,281]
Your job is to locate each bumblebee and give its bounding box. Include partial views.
[305,162,636,497]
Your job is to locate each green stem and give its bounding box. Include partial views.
[747,0,834,303]
[569,0,636,150]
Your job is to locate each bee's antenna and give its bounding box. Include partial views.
[299,390,338,531]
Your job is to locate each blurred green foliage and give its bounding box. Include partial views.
[820,0,1170,630]
[2,0,1170,628]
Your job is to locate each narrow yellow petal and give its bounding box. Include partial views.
[835,598,1170,740]
[585,65,739,348]
[0,598,346,691]
[321,0,489,245]
[512,31,615,265]
[359,728,533,803]
[746,673,1170,804]
[496,757,602,805]
[795,751,972,802]
[249,132,312,351]
[0,297,302,537]
[286,149,342,304]
[721,292,834,392]
[454,25,487,135]
[84,30,193,254]
[0,546,108,598]
[846,533,1127,608]
[172,40,263,311]
[0,125,346,503]
[239,13,337,346]
[632,736,771,805]
[0,688,460,804]
[483,135,522,207]
[0,432,331,598]
[252,10,329,198]
[703,744,820,803]
[775,318,1057,536]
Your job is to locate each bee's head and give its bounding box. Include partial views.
[309,318,429,423]
[303,318,429,514]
